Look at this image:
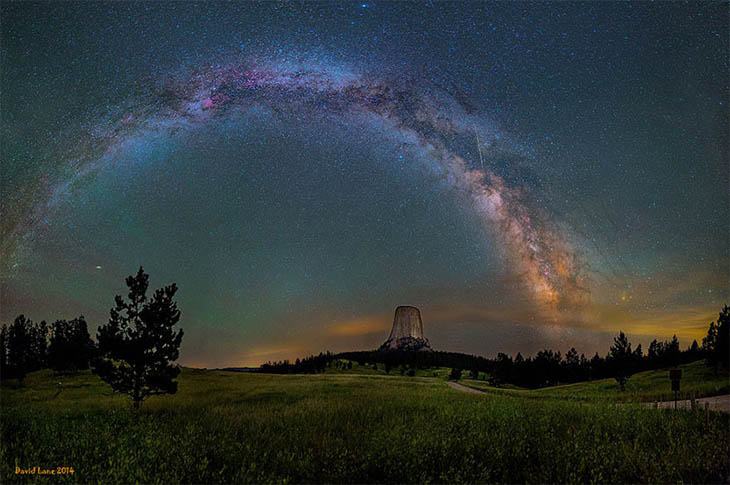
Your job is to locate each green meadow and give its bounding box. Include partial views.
[322,359,455,378]
[460,359,730,403]
[1,362,728,484]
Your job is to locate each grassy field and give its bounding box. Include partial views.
[460,360,730,403]
[323,358,729,403]
[1,365,728,484]
[323,359,454,378]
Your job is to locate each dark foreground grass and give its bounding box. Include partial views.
[1,369,728,484]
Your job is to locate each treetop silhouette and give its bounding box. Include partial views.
[93,267,183,409]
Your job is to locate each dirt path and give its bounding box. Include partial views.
[446,381,730,412]
[446,381,486,395]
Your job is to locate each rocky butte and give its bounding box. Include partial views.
[378,305,432,352]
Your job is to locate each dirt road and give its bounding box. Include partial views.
[446,381,487,395]
[445,381,730,412]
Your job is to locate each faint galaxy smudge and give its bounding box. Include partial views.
[2,56,589,318]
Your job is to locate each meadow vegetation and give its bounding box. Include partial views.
[323,359,454,378]
[460,359,729,403]
[2,364,728,484]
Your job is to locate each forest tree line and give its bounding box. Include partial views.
[0,267,184,411]
[261,305,729,389]
[2,304,728,391]
[0,315,96,381]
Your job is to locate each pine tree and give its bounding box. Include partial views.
[49,316,96,372]
[6,315,50,381]
[704,305,730,373]
[28,319,48,371]
[689,340,700,353]
[715,306,729,367]
[666,335,681,367]
[632,343,644,371]
[93,267,184,409]
[609,331,633,391]
[565,347,580,382]
[589,352,604,380]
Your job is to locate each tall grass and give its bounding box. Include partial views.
[1,368,728,483]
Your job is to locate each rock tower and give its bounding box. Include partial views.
[379,305,432,352]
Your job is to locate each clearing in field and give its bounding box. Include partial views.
[2,362,728,484]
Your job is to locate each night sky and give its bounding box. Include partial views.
[1,2,727,367]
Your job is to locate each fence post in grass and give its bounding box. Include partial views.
[690,392,696,411]
[654,401,658,409]
[705,402,710,428]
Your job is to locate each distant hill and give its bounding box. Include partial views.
[460,359,729,403]
[217,367,259,372]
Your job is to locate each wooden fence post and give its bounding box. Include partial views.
[705,402,710,428]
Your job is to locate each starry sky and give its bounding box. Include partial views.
[1,2,727,367]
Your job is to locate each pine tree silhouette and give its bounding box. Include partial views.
[49,316,96,373]
[94,267,184,409]
[609,331,634,391]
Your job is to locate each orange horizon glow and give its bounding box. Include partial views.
[184,302,721,369]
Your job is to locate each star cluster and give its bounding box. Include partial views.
[1,2,727,366]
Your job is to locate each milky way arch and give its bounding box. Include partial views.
[2,56,589,318]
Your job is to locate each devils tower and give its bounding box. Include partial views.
[379,305,432,352]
